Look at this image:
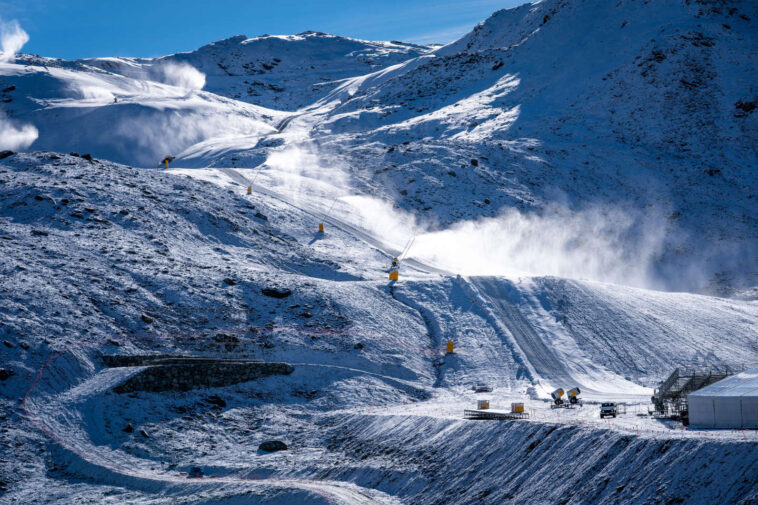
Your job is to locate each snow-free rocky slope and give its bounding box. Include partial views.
[1,0,758,504]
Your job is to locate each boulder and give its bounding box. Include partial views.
[259,440,288,453]
[261,287,291,299]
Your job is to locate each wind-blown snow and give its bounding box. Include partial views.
[0,109,38,150]
[0,18,28,63]
[153,61,206,91]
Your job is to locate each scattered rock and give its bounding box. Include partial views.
[259,440,288,453]
[140,314,154,324]
[0,150,14,160]
[81,154,94,162]
[31,229,48,236]
[470,158,479,166]
[261,287,291,298]
[300,311,313,318]
[354,342,364,350]
[19,341,29,350]
[123,424,134,433]
[0,368,15,381]
[254,211,268,221]
[203,395,227,408]
[223,277,237,286]
[3,340,13,348]
[735,99,756,116]
[2,85,15,92]
[139,429,150,438]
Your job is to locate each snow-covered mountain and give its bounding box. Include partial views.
[79,32,434,110]
[2,1,758,504]
[310,0,758,292]
[3,0,754,292]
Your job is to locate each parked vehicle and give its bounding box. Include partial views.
[473,383,493,393]
[600,402,617,418]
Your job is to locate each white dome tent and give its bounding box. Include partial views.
[688,369,758,429]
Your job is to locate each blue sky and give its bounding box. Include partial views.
[1,0,523,59]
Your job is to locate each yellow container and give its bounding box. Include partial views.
[477,400,490,410]
[318,223,324,233]
[511,402,524,413]
[446,340,454,354]
[389,270,399,281]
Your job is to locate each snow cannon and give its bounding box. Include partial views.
[247,186,252,195]
[162,155,175,169]
[551,388,565,405]
[389,264,399,281]
[568,387,581,404]
[318,223,324,233]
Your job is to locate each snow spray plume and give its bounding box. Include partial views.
[411,204,668,288]
[261,142,666,288]
[112,111,270,166]
[264,143,353,207]
[0,110,38,150]
[0,18,29,63]
[153,62,205,91]
[344,198,669,289]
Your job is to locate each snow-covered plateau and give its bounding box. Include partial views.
[1,0,757,504]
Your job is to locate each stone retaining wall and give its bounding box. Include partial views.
[102,354,264,367]
[111,360,293,393]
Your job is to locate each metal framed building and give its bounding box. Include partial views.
[688,369,758,429]
[651,366,738,419]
